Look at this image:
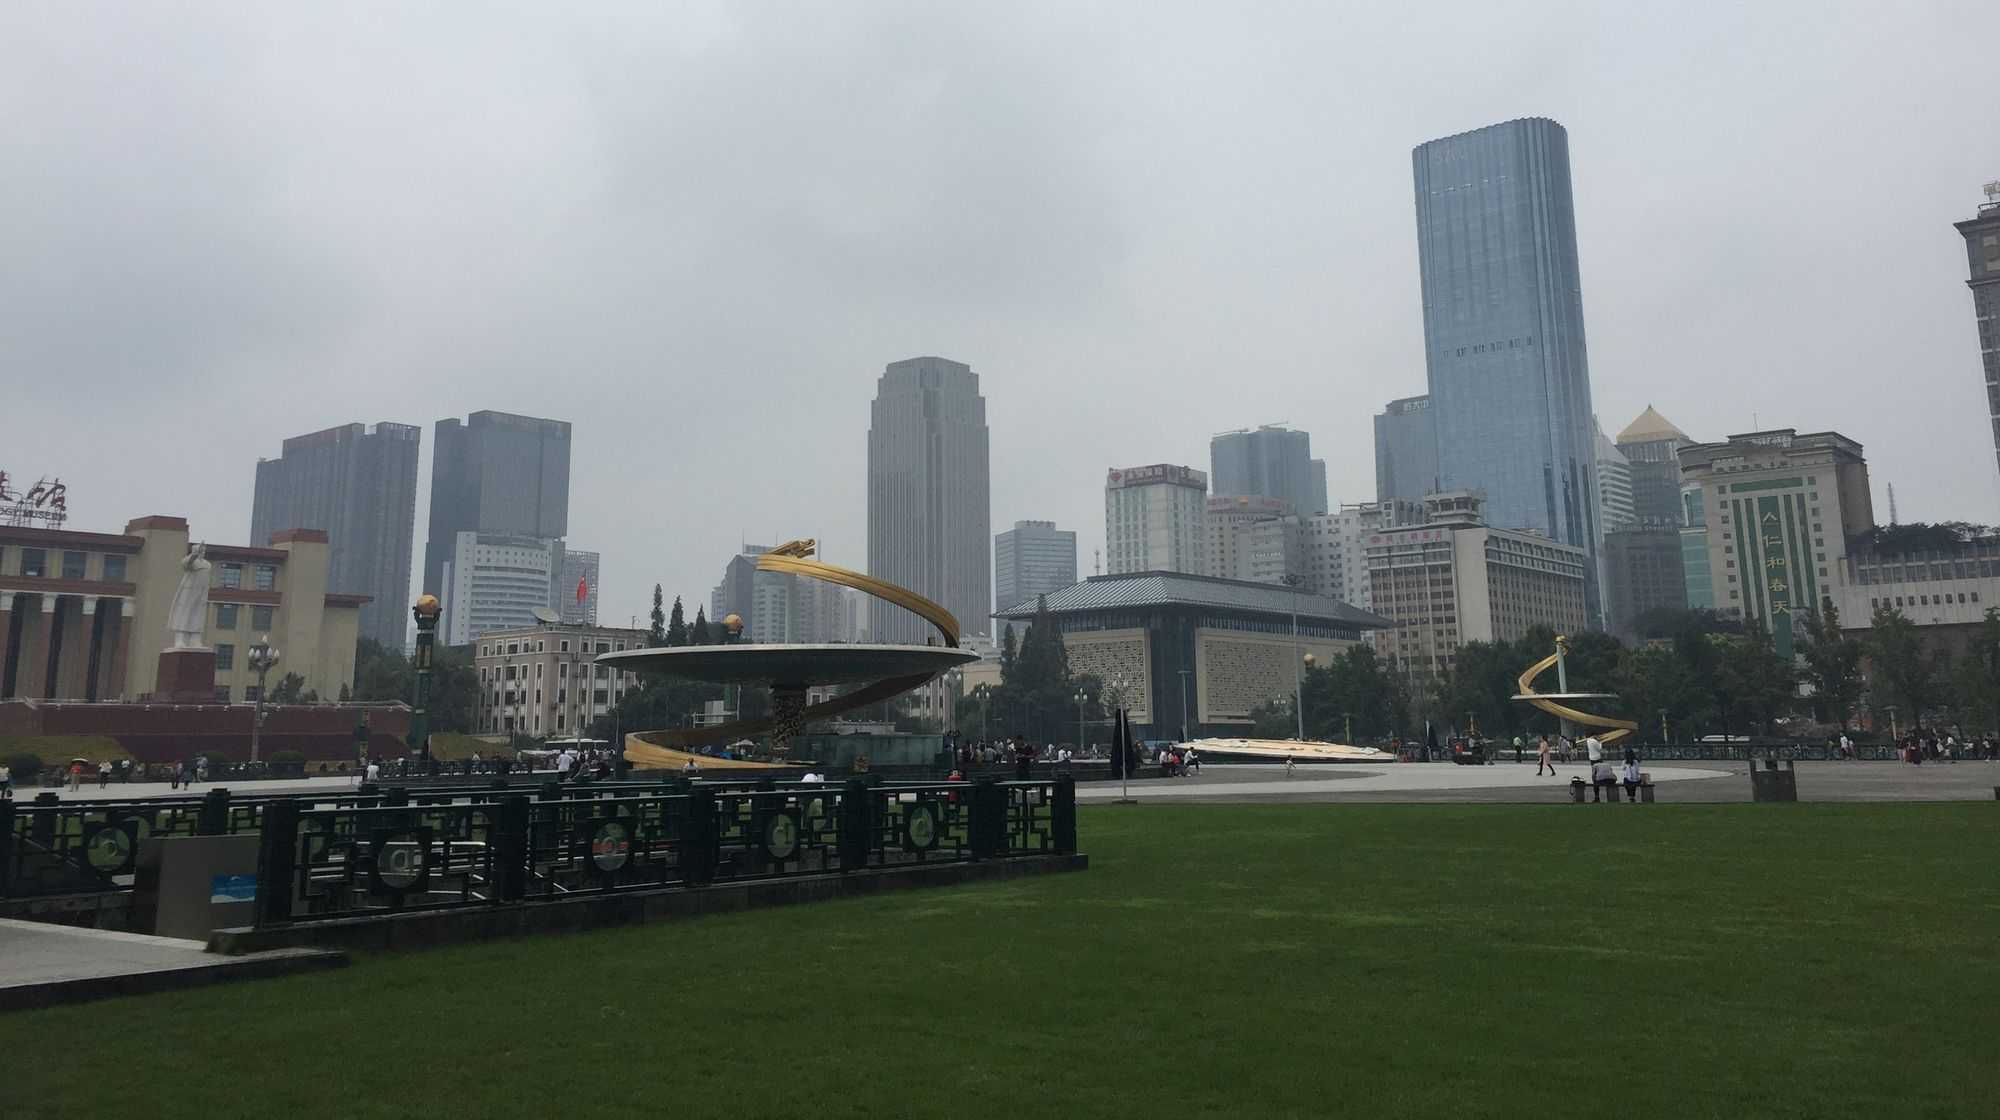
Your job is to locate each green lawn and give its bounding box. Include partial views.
[7,804,1998,1119]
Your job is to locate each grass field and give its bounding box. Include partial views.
[7,803,1997,1118]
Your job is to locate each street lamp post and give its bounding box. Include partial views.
[1110,676,1131,803]
[410,594,442,762]
[247,635,280,764]
[1659,708,1669,745]
[1073,688,1087,748]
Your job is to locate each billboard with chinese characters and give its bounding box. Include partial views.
[0,471,68,529]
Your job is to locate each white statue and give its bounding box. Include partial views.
[167,543,211,649]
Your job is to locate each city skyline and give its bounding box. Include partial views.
[8,7,1994,630]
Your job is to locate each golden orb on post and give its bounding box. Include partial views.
[412,593,442,622]
[722,613,744,641]
[1302,652,1316,668]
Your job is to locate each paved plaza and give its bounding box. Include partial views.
[0,919,343,1011]
[1080,759,2000,803]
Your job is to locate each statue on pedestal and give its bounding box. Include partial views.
[167,543,211,650]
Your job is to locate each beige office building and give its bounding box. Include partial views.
[471,623,649,737]
[1677,428,1872,659]
[1366,493,1588,684]
[1,516,363,702]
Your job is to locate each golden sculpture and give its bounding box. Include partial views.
[1514,635,1638,745]
[623,539,967,763]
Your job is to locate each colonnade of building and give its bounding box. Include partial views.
[0,591,134,702]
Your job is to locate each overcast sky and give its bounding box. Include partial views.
[4,2,1995,630]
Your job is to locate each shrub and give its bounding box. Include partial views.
[5,753,42,782]
[268,750,306,766]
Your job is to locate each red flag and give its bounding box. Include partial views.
[575,576,588,605]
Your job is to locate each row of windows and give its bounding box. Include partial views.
[480,638,624,656]
[216,562,277,591]
[1871,593,1980,609]
[5,548,128,582]
[213,603,275,632]
[482,662,615,683]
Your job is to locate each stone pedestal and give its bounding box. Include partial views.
[156,648,218,703]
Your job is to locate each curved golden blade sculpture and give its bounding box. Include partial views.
[629,539,962,757]
[1515,641,1638,745]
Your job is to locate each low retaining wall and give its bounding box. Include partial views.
[212,851,1087,956]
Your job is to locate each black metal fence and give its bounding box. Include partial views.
[252,777,1077,926]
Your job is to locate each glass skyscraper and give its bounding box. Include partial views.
[867,356,991,643]
[1413,117,1602,616]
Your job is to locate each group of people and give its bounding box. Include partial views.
[1897,731,1997,764]
[951,737,1069,778]
[1154,746,1198,777]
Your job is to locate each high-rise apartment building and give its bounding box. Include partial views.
[1302,500,1427,609]
[422,411,572,598]
[1105,464,1209,576]
[439,532,560,646]
[1374,395,1438,505]
[1206,495,1291,583]
[711,543,858,645]
[1366,492,1588,687]
[250,422,421,648]
[1414,118,1602,616]
[994,520,1077,613]
[1211,425,1316,512]
[1955,182,2000,480]
[866,357,991,642]
[554,547,599,626]
[1678,429,1874,658]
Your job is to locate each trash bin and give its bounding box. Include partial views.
[1640,779,1656,804]
[1569,778,1586,803]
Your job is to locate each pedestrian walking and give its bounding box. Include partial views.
[1536,734,1555,777]
[1285,755,1296,778]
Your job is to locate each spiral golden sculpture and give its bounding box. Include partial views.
[1514,635,1638,745]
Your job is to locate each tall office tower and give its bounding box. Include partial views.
[1373,395,1438,504]
[555,547,599,625]
[251,422,421,647]
[867,357,992,643]
[1309,460,1329,516]
[1595,426,1635,534]
[1413,118,1603,618]
[1615,405,1693,527]
[1105,464,1210,576]
[1602,406,1693,639]
[422,411,572,598]
[1954,182,2000,479]
[1303,500,1427,609]
[994,520,1078,613]
[1679,428,1874,659]
[1210,425,1316,511]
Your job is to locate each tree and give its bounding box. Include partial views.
[1796,599,1864,729]
[1714,624,1796,736]
[649,585,667,647]
[266,672,313,705]
[1868,605,1947,731]
[1949,607,2000,734]
[666,596,689,647]
[689,607,713,646]
[348,636,479,734]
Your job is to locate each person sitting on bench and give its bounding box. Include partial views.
[1589,759,1616,801]
[1621,752,1642,802]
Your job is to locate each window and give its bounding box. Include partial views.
[215,603,239,629]
[559,640,570,653]
[251,606,274,631]
[220,563,242,589]
[504,665,517,681]
[593,689,609,706]
[243,685,263,703]
[535,663,543,679]
[214,686,232,703]
[21,548,46,577]
[61,551,86,579]
[595,642,610,654]
[253,565,276,591]
[214,643,235,670]
[596,665,610,680]
[103,554,126,582]
[559,662,568,678]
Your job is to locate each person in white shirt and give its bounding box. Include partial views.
[1620,755,1642,801]
[1585,735,1604,764]
[557,750,575,775]
[365,760,381,782]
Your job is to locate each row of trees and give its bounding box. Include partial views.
[953,599,1108,743]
